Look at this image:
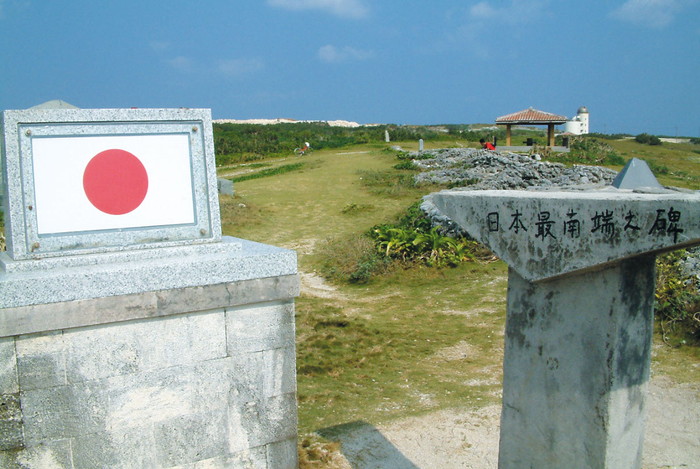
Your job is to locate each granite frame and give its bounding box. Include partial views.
[1,108,221,261]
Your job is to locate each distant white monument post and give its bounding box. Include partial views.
[425,164,700,468]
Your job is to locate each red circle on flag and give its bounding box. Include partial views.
[83,149,149,215]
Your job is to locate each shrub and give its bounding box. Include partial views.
[635,133,662,146]
[655,251,700,345]
[369,202,479,268]
[393,160,418,170]
[316,235,390,284]
[551,137,624,166]
[317,202,484,283]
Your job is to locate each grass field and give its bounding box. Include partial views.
[218,138,700,441]
[607,139,700,189]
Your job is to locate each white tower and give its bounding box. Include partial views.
[564,106,589,135]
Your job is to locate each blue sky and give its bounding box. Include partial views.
[1,0,698,136]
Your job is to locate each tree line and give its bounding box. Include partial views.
[212,122,503,166]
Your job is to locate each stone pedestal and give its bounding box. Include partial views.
[425,187,700,469]
[1,108,300,468]
[0,239,299,468]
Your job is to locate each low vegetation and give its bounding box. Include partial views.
[655,251,700,345]
[213,122,451,165]
[549,136,626,166]
[231,162,306,182]
[218,131,699,460]
[2,122,697,465]
[212,121,559,165]
[635,132,663,146]
[318,202,490,284]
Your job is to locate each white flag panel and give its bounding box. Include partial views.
[32,134,195,234]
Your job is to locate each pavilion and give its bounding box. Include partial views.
[496,107,567,147]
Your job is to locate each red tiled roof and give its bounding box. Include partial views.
[496,108,567,124]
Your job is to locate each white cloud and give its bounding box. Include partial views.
[163,55,264,78]
[468,0,551,25]
[166,56,195,72]
[318,44,374,63]
[446,0,551,59]
[267,0,368,19]
[470,2,499,19]
[610,0,685,28]
[149,41,170,52]
[218,58,265,77]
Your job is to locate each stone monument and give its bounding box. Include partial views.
[424,172,700,468]
[0,108,299,468]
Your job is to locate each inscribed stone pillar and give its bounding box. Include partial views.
[424,187,700,469]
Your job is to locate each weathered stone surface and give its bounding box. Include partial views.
[262,346,297,398]
[412,148,617,189]
[71,427,158,469]
[226,302,296,353]
[1,438,73,468]
[499,258,654,468]
[1,273,299,337]
[3,264,299,467]
[425,189,700,281]
[612,157,663,190]
[425,184,700,469]
[9,302,298,467]
[0,237,297,311]
[0,337,18,394]
[0,393,23,450]
[218,177,234,195]
[20,310,228,388]
[266,439,299,469]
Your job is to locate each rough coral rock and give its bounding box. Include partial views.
[413,148,617,190]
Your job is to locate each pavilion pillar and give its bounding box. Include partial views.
[505,125,512,146]
[547,124,555,147]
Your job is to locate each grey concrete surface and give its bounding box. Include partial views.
[425,187,700,469]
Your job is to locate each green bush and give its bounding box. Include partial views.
[655,251,700,345]
[317,202,484,283]
[644,159,669,175]
[393,160,418,170]
[550,137,625,166]
[368,202,478,268]
[635,133,662,146]
[586,132,633,140]
[316,235,390,284]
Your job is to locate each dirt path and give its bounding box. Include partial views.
[324,377,699,468]
[299,275,700,469]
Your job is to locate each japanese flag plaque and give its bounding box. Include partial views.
[1,108,223,263]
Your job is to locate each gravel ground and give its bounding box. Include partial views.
[325,376,699,468]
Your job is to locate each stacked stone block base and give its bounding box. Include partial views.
[1,275,299,469]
